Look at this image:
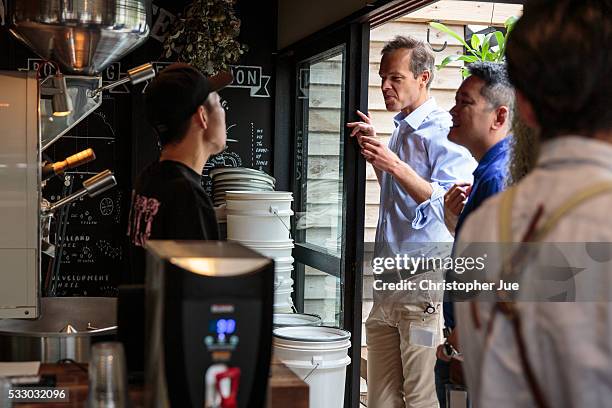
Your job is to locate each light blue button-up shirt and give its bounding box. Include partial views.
[374,98,476,255]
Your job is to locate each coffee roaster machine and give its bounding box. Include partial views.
[0,0,153,326]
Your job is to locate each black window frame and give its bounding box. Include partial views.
[274,21,369,408]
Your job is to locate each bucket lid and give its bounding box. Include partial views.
[273,313,322,327]
[274,256,294,263]
[273,326,351,342]
[274,265,294,272]
[225,191,293,200]
[210,167,273,178]
[228,238,294,248]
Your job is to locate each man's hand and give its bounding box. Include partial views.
[444,183,472,217]
[436,343,452,362]
[347,110,434,204]
[347,110,377,143]
[346,107,401,173]
[347,110,386,184]
[436,328,462,362]
[359,135,402,174]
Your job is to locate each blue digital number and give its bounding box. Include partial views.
[216,319,227,334]
[212,318,237,335]
[226,319,236,334]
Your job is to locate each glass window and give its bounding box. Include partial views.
[302,264,342,327]
[294,47,346,257]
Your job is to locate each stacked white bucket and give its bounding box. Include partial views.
[273,326,352,408]
[226,191,352,408]
[225,191,295,312]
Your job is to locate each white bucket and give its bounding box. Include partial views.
[226,214,291,241]
[275,277,294,291]
[228,239,294,258]
[273,289,294,313]
[226,193,293,214]
[225,190,293,201]
[274,256,295,267]
[273,313,322,328]
[274,256,294,267]
[274,272,293,288]
[274,304,293,314]
[275,264,294,273]
[274,286,293,305]
[226,208,294,217]
[273,327,351,408]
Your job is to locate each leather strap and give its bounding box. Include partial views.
[533,182,612,240]
[498,185,518,243]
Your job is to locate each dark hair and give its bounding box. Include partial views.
[157,120,190,147]
[156,95,215,146]
[381,36,435,89]
[467,61,515,123]
[506,0,612,139]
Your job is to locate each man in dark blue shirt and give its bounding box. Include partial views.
[435,61,515,406]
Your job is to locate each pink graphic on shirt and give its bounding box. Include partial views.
[128,194,161,247]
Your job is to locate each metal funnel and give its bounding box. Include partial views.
[8,0,151,75]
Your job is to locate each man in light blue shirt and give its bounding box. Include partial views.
[348,36,475,408]
[376,97,474,247]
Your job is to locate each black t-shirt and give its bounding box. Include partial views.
[126,160,219,283]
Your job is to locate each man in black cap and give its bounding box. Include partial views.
[126,63,232,283]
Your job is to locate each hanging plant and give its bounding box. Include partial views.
[163,0,248,75]
[430,16,518,78]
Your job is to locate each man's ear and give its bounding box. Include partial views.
[195,105,208,130]
[492,106,510,130]
[420,70,431,88]
[516,91,540,130]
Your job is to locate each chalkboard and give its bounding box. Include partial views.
[0,0,276,295]
[138,0,275,195]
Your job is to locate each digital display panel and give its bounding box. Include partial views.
[209,318,237,335]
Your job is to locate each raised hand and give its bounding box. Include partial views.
[444,183,473,216]
[347,110,377,146]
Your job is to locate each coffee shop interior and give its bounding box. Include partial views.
[0,0,552,407]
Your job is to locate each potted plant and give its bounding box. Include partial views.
[430,16,517,77]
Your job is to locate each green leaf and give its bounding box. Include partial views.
[481,33,494,60]
[504,16,519,30]
[471,34,486,53]
[484,52,498,62]
[458,55,479,63]
[429,22,475,52]
[493,49,504,62]
[438,54,462,69]
[437,54,480,70]
[470,33,481,50]
[494,32,505,52]
[503,16,519,58]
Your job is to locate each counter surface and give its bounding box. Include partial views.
[13,357,308,408]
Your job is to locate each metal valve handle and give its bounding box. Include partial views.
[45,170,117,213]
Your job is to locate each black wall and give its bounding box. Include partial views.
[0,0,277,296]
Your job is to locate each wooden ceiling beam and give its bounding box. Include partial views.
[398,1,523,26]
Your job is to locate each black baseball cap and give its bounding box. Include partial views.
[145,63,233,142]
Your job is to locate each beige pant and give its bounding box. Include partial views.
[366,300,441,408]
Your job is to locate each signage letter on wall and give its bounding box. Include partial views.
[227,65,271,98]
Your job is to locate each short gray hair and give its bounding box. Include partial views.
[381,35,436,89]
